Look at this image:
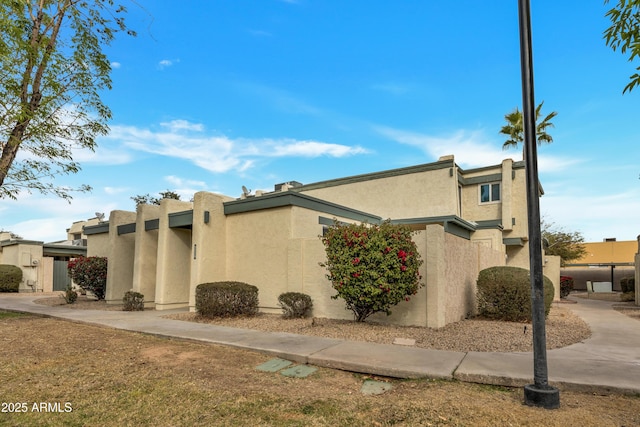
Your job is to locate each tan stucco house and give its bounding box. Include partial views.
[0,218,99,292]
[84,155,562,327]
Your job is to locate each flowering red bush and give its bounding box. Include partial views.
[560,275,574,299]
[67,256,108,300]
[320,220,423,322]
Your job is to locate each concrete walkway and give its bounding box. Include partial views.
[1,294,638,395]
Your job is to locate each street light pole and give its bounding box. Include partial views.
[517,0,560,409]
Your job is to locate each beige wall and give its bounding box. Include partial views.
[105,210,137,303]
[131,204,161,307]
[300,167,458,220]
[0,242,44,292]
[189,192,234,310]
[154,199,194,310]
[225,206,292,311]
[87,233,110,257]
[42,256,54,293]
[543,254,561,301]
[67,217,100,240]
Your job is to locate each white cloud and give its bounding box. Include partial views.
[111,61,121,69]
[107,120,368,174]
[104,186,129,195]
[373,125,506,167]
[164,175,207,189]
[373,124,580,172]
[158,59,179,70]
[160,120,204,132]
[0,194,121,242]
[267,140,368,157]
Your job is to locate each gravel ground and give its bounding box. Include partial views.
[34,294,592,353]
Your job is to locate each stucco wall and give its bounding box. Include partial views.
[299,167,458,220]
[225,206,292,311]
[0,242,44,292]
[189,192,234,310]
[105,210,137,303]
[87,233,109,257]
[461,160,528,240]
[543,255,561,301]
[42,257,54,293]
[155,199,194,310]
[132,204,161,306]
[443,231,505,325]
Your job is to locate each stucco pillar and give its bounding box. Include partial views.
[426,224,446,328]
[105,210,137,304]
[189,192,231,311]
[131,204,161,307]
[155,199,193,310]
[543,254,561,301]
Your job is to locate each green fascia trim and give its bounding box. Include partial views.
[43,244,87,257]
[503,237,526,246]
[83,223,109,235]
[145,219,159,231]
[291,159,454,192]
[117,223,136,235]
[1,239,44,247]
[475,219,504,230]
[461,173,503,186]
[224,191,382,223]
[391,215,476,240]
[169,210,194,229]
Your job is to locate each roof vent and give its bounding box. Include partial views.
[604,237,617,242]
[274,181,303,192]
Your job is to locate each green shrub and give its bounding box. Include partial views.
[320,220,423,322]
[61,284,77,304]
[67,256,107,300]
[278,292,313,318]
[476,266,554,322]
[560,275,574,299]
[195,281,259,318]
[620,276,635,293]
[123,291,144,311]
[0,264,22,292]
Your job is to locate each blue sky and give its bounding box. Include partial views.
[2,0,639,243]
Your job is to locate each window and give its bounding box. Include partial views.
[479,182,500,203]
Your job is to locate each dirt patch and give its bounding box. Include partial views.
[0,313,638,426]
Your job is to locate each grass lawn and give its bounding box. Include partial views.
[0,311,639,426]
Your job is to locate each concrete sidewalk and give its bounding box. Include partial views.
[1,294,638,395]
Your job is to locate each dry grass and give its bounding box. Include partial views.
[0,311,639,426]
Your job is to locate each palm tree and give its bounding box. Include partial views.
[500,102,558,154]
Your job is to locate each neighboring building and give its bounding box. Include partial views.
[0,218,101,292]
[84,155,562,328]
[562,238,637,291]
